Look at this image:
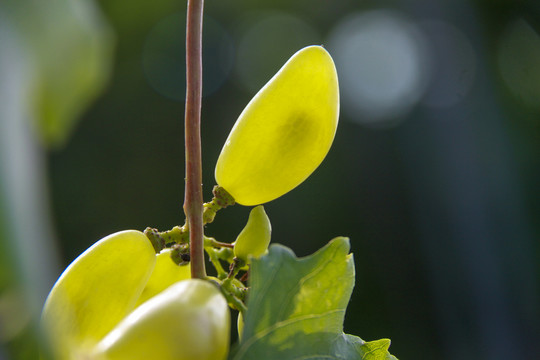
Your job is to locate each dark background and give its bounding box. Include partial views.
[44,0,539,359]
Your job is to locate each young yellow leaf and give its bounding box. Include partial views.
[41,230,156,360]
[93,279,230,360]
[134,248,191,307]
[215,45,339,205]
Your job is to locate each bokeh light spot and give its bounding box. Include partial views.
[235,12,320,93]
[327,10,430,127]
[419,20,476,109]
[143,13,234,101]
[497,18,540,111]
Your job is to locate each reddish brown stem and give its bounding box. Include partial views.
[184,0,206,279]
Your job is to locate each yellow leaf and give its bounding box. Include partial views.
[215,45,339,205]
[41,230,156,360]
[134,248,191,307]
[93,279,230,360]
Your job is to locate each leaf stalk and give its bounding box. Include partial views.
[184,0,206,279]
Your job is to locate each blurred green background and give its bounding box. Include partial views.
[1,0,539,359]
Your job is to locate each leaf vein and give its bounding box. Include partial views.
[236,309,345,359]
[276,245,344,320]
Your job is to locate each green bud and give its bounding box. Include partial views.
[233,206,271,263]
[237,311,244,341]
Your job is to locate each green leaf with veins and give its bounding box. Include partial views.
[230,237,398,360]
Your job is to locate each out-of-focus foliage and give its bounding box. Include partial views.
[0,0,113,358]
[2,0,114,147]
[0,10,39,359]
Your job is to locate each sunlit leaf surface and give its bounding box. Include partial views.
[215,45,339,205]
[134,248,191,307]
[41,230,156,360]
[231,238,397,359]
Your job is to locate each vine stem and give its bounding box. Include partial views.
[184,0,206,279]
